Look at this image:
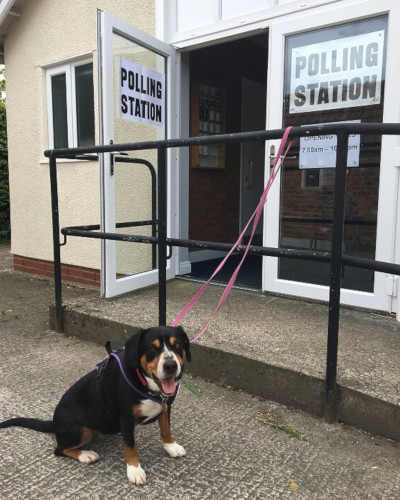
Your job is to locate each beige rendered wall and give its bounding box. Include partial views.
[4,0,155,271]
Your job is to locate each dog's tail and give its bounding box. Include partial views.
[0,417,54,433]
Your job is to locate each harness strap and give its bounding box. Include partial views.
[95,351,179,414]
[171,127,294,343]
[109,352,179,405]
[104,340,148,388]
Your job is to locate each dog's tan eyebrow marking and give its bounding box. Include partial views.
[152,339,161,349]
[169,337,176,346]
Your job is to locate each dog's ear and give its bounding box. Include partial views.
[177,326,191,362]
[124,329,144,369]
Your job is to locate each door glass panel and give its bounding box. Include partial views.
[280,16,387,292]
[111,32,166,280]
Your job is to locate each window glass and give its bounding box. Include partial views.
[51,73,68,149]
[48,60,94,149]
[280,16,387,292]
[75,63,95,147]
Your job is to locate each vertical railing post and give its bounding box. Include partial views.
[157,147,167,326]
[324,130,349,422]
[49,154,63,332]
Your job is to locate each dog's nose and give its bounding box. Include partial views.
[164,358,177,374]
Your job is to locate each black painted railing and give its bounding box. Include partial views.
[44,122,400,423]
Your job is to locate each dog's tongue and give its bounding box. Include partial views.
[161,376,176,395]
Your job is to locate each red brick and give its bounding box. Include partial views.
[24,259,46,271]
[14,256,24,266]
[13,254,100,288]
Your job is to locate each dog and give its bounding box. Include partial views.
[0,326,191,485]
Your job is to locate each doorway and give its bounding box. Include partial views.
[184,34,268,289]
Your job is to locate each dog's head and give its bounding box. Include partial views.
[125,326,191,395]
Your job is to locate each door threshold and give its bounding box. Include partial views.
[176,275,263,293]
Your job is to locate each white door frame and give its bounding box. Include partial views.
[98,10,179,297]
[264,0,400,312]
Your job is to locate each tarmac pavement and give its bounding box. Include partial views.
[0,242,400,499]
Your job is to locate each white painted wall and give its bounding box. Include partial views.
[5,0,155,269]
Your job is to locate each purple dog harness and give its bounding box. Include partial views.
[95,350,180,425]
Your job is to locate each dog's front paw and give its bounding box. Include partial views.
[164,442,186,458]
[127,464,147,485]
[78,450,100,464]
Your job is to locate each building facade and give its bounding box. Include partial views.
[1,0,400,319]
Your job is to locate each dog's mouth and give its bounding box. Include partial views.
[152,374,177,395]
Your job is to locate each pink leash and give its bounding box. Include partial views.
[171,127,294,343]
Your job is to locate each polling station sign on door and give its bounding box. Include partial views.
[120,57,165,127]
[289,30,385,114]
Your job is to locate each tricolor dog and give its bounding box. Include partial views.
[0,326,191,485]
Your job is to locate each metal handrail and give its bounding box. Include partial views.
[46,122,400,424]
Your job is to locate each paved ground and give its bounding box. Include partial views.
[46,249,400,441]
[0,242,400,499]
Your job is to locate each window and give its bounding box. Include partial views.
[46,59,95,149]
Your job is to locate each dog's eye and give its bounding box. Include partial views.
[174,342,181,350]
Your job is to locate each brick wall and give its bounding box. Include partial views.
[281,159,379,253]
[14,255,100,287]
[189,143,240,245]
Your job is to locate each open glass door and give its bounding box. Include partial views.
[97,10,177,297]
[265,3,398,312]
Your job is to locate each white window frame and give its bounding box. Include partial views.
[46,57,93,149]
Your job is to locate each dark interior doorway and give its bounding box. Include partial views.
[185,33,268,289]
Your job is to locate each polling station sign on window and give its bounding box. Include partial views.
[289,30,385,114]
[120,57,165,127]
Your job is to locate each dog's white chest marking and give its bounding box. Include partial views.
[139,398,162,423]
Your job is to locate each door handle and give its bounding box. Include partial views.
[245,160,253,188]
[110,147,129,176]
[269,144,297,166]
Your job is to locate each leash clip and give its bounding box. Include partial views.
[96,339,124,378]
[95,355,110,378]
